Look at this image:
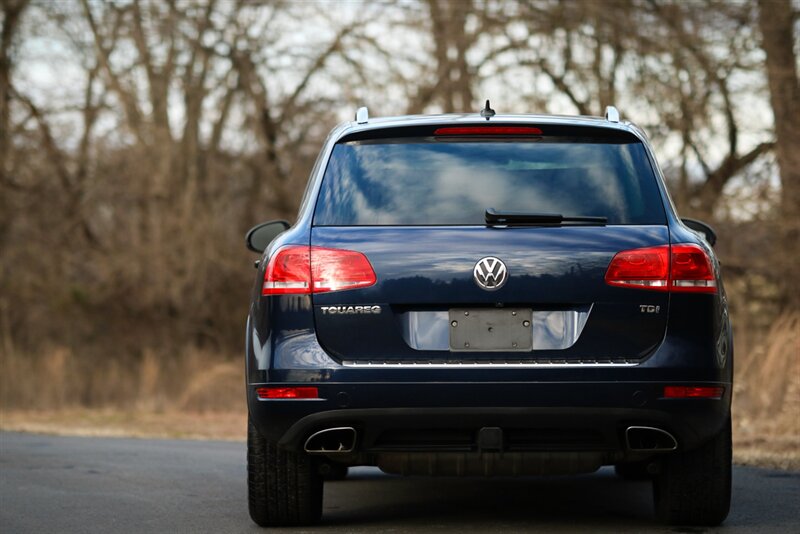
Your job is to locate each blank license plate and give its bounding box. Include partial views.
[449,308,533,352]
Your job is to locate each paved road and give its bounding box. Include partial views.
[1,432,798,533]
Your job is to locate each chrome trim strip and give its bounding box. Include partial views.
[341,361,638,368]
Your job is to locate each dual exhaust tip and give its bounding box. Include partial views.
[303,425,676,454]
[304,427,357,454]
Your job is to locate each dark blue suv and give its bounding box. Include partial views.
[244,107,733,527]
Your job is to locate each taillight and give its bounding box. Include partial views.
[604,245,670,291]
[663,386,724,399]
[262,245,311,295]
[256,386,319,399]
[433,126,543,136]
[311,247,377,292]
[669,244,716,293]
[604,243,716,293]
[262,245,376,296]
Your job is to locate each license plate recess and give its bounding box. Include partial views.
[449,308,533,352]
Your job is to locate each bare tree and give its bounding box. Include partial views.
[407,0,477,113]
[0,0,29,173]
[0,0,30,247]
[758,0,800,309]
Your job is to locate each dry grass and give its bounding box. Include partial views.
[0,346,248,440]
[732,313,800,470]
[0,346,246,413]
[1,316,798,469]
[0,409,247,441]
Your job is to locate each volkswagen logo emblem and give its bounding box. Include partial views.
[473,257,508,291]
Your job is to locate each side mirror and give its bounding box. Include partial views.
[681,218,717,247]
[245,220,291,253]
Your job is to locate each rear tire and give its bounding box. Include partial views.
[653,418,731,526]
[247,415,323,526]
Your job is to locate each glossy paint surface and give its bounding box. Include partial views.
[310,225,670,362]
[244,114,734,455]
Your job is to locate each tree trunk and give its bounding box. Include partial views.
[0,0,28,182]
[758,0,800,309]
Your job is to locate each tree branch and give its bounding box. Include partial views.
[80,0,147,144]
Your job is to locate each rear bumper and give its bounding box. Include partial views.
[248,379,730,457]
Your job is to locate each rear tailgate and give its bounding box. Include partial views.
[311,225,669,363]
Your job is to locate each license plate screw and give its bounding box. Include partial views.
[451,321,458,327]
[523,320,531,327]
[464,311,469,316]
[512,342,518,348]
[511,311,517,316]
[464,342,470,348]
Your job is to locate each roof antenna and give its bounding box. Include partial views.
[480,100,495,120]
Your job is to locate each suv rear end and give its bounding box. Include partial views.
[244,109,733,527]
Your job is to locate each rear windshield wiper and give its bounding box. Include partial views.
[485,208,607,226]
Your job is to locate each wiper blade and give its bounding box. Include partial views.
[485,208,607,226]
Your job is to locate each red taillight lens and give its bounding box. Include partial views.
[262,246,376,296]
[604,243,716,293]
[262,245,311,295]
[433,126,543,136]
[604,245,670,291]
[663,386,724,399]
[670,244,716,293]
[256,386,319,399]
[311,247,377,293]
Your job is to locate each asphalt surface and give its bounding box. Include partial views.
[1,432,798,533]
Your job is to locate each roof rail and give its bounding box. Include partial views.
[355,106,369,124]
[604,105,620,123]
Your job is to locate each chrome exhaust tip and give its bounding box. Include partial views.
[304,427,357,454]
[625,426,678,452]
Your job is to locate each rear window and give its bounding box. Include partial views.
[313,134,666,226]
